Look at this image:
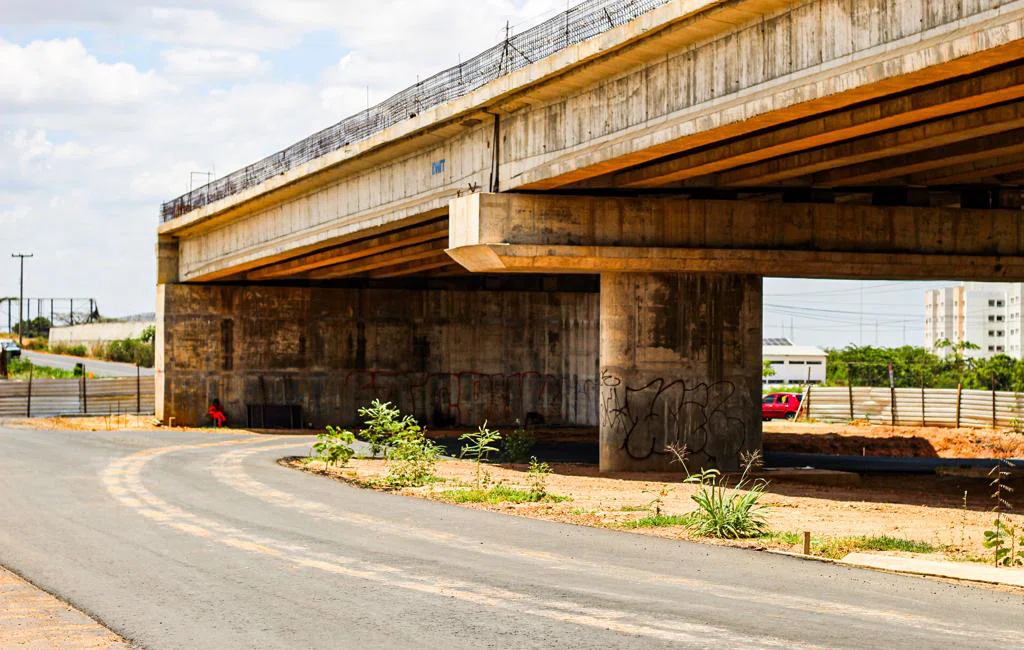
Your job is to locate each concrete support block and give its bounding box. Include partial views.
[599,272,762,472]
[156,236,179,285]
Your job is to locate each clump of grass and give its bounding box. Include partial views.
[858,535,936,554]
[5,358,78,380]
[764,533,937,559]
[619,505,649,512]
[676,447,770,539]
[622,514,692,529]
[436,485,566,504]
[757,531,802,546]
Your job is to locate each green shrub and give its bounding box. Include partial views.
[50,342,87,357]
[312,426,356,468]
[100,338,153,367]
[502,420,535,463]
[384,429,444,488]
[358,399,419,458]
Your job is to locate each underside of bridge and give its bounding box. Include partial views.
[156,0,1024,471]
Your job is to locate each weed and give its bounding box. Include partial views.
[983,461,1023,566]
[622,514,692,529]
[311,426,356,469]
[757,531,803,546]
[502,419,535,463]
[642,485,670,517]
[436,484,565,504]
[619,505,649,512]
[682,451,770,539]
[50,342,88,357]
[858,536,936,554]
[459,421,501,489]
[5,358,78,380]
[526,456,552,498]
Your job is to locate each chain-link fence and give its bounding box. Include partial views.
[160,0,673,222]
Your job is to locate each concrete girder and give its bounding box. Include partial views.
[447,193,1024,280]
[247,221,448,280]
[913,154,1024,186]
[706,102,1024,188]
[585,65,1024,189]
[366,255,456,278]
[813,129,1024,187]
[304,239,451,279]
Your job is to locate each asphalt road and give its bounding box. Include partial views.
[21,350,155,377]
[1,426,1022,649]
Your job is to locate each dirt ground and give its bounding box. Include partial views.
[0,566,130,649]
[297,455,1024,563]
[4,415,223,433]
[764,420,1024,458]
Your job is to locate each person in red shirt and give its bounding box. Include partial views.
[208,399,227,428]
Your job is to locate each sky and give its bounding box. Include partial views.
[0,1,974,350]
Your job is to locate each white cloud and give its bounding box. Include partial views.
[161,48,270,81]
[0,38,171,108]
[0,1,575,317]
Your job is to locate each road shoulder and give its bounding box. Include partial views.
[0,565,133,649]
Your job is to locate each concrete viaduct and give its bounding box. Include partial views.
[157,0,1024,471]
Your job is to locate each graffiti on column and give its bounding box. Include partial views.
[600,369,745,465]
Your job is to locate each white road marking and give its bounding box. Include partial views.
[102,438,824,648]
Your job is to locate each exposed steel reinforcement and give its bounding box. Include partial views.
[160,0,672,222]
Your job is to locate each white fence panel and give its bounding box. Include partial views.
[0,377,155,418]
[804,386,1024,428]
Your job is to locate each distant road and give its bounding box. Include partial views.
[21,350,155,378]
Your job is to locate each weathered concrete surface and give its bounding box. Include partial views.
[448,193,1024,280]
[156,283,598,428]
[599,273,762,472]
[159,0,1024,283]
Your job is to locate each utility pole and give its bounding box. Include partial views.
[11,253,33,346]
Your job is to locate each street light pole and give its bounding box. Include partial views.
[11,253,33,346]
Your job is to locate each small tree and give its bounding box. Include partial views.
[762,360,776,380]
[358,399,420,458]
[312,426,356,469]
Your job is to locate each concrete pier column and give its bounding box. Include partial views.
[599,272,762,472]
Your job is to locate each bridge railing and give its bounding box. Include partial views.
[160,0,672,223]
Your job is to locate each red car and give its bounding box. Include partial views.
[762,392,801,420]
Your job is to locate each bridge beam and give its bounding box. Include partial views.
[447,193,1024,280]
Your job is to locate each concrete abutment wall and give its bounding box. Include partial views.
[156,282,599,429]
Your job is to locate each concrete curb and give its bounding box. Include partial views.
[840,553,1024,588]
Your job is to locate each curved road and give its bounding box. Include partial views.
[21,350,155,377]
[0,426,1021,649]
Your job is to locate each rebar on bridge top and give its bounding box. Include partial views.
[160,0,672,222]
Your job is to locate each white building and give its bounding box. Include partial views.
[924,282,1024,358]
[762,338,827,386]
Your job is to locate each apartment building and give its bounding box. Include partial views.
[924,282,1024,358]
